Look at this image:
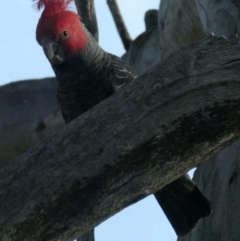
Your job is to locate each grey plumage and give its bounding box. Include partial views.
[52,30,137,124]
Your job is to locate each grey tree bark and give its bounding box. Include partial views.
[156,1,240,241]
[158,0,240,60]
[0,78,64,169]
[178,141,240,241]
[1,35,240,241]
[122,9,160,75]
[76,230,95,241]
[158,0,204,61]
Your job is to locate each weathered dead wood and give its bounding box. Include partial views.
[178,140,240,241]
[144,9,158,30]
[107,0,132,50]
[75,0,99,41]
[76,230,94,241]
[1,35,240,241]
[158,0,204,60]
[122,9,160,74]
[0,78,64,169]
[158,0,240,61]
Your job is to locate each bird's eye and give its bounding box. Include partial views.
[62,30,69,38]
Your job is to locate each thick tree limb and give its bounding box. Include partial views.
[1,35,240,241]
[75,0,99,41]
[0,78,64,168]
[107,0,132,50]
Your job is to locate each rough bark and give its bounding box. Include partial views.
[76,230,95,241]
[0,78,64,169]
[1,35,240,241]
[107,0,132,51]
[158,0,204,60]
[178,140,240,241]
[75,0,99,41]
[158,0,240,61]
[195,0,240,37]
[155,1,240,240]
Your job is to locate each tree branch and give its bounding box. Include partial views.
[144,9,158,30]
[75,0,99,41]
[1,35,240,241]
[0,78,64,169]
[76,230,94,241]
[107,0,132,50]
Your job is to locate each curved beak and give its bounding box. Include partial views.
[40,37,66,65]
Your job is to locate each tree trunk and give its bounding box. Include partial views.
[178,141,240,241]
[158,0,240,61]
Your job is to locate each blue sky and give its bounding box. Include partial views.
[1,1,196,241]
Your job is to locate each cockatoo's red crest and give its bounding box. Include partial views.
[35,0,88,60]
[34,0,74,16]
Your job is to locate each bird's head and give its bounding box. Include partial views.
[35,0,88,65]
